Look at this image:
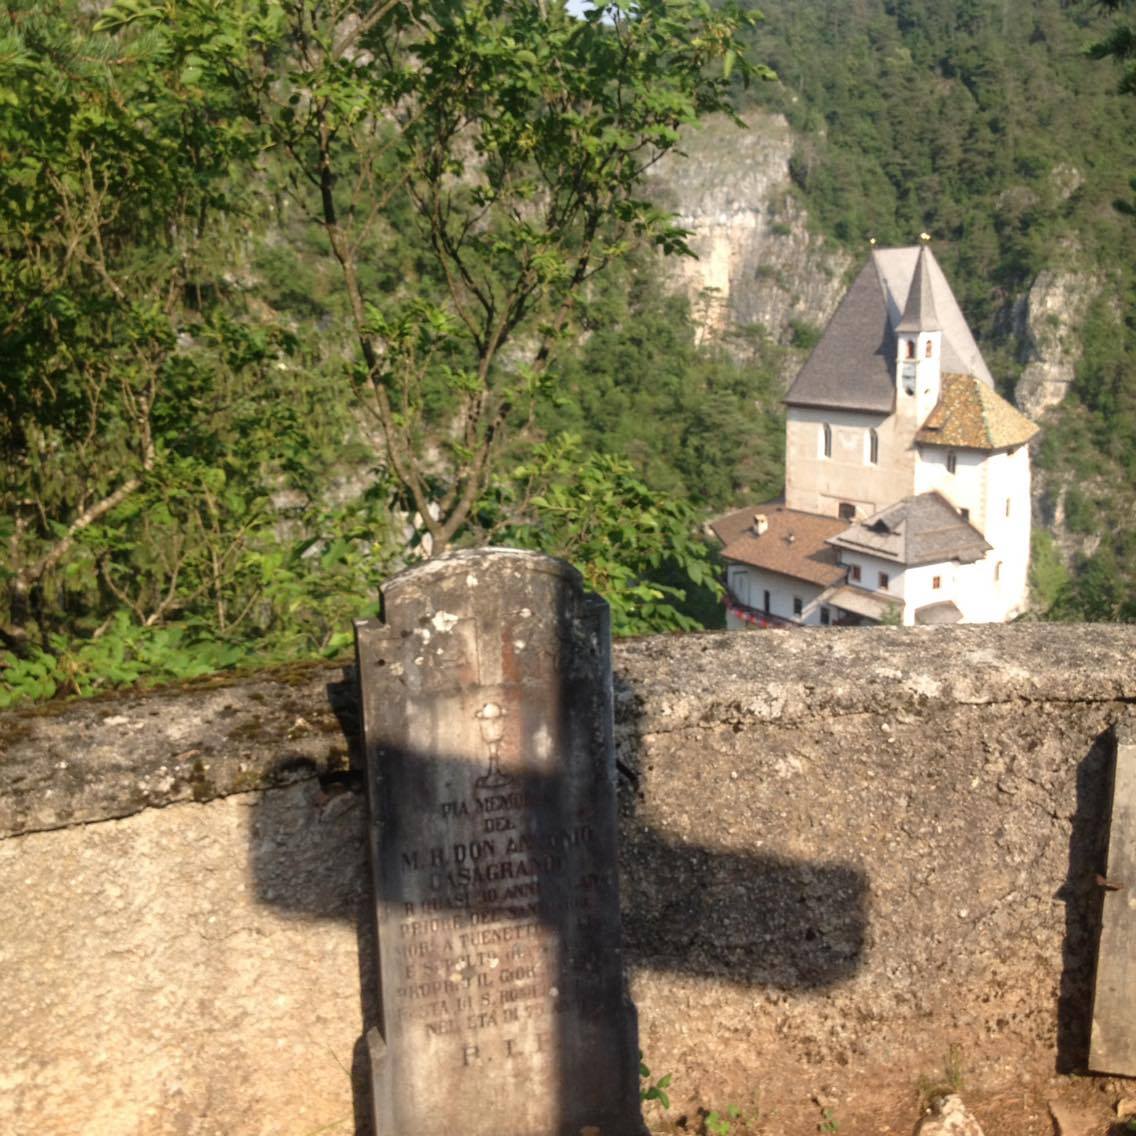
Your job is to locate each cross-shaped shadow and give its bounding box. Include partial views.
[248,667,870,1135]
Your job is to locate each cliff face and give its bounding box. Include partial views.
[653,116,1094,428]
[1009,242,1099,419]
[646,112,850,347]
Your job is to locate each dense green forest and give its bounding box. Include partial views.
[3,0,1136,707]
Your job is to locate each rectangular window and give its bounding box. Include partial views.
[821,423,833,459]
[868,429,879,465]
[763,589,771,614]
[838,502,856,520]
[946,451,957,474]
[960,507,970,523]
[820,607,831,626]
[878,572,889,591]
[932,575,941,590]
[793,596,803,616]
[849,564,861,583]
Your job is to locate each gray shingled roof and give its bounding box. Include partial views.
[828,492,991,567]
[896,246,941,332]
[785,246,993,413]
[820,583,901,621]
[915,600,964,625]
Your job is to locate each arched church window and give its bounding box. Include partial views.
[869,428,879,465]
[822,423,832,458]
[925,339,933,358]
[905,339,916,360]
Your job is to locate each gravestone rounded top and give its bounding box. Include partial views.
[382,547,582,606]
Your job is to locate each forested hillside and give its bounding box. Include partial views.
[3,0,1136,708]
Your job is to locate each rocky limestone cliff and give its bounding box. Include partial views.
[1010,243,1099,418]
[651,117,1095,428]
[646,112,850,348]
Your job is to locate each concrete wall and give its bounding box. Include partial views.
[2,625,1133,1135]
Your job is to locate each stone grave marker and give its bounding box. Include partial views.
[355,548,644,1136]
[1090,724,1136,1075]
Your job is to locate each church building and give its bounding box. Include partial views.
[713,244,1038,628]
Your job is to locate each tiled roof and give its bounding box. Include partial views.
[828,492,991,567]
[711,505,846,588]
[915,373,1039,451]
[785,246,993,413]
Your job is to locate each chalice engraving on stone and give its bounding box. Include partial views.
[474,701,513,790]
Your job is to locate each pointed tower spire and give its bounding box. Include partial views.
[894,245,944,427]
[896,245,941,333]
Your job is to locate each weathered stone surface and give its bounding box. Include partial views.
[913,1095,985,1135]
[0,782,368,1136]
[2,623,1136,1134]
[1010,253,1099,419]
[614,625,1136,1132]
[1048,1098,1098,1136]
[1089,724,1136,1076]
[356,549,641,1136]
[0,662,356,839]
[646,112,850,349]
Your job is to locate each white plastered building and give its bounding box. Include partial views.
[713,244,1038,629]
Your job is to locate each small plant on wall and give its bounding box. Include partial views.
[640,1054,673,1117]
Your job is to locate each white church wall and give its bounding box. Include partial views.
[977,447,1032,618]
[913,447,987,530]
[903,562,963,623]
[836,550,902,602]
[724,563,826,627]
[954,557,1000,623]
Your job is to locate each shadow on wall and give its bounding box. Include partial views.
[1056,729,1113,1074]
[244,672,374,1136]
[619,825,866,990]
[245,670,870,1135]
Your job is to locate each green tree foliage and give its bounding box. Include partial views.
[741,0,1136,335]
[537,255,785,513]
[1,2,273,642]
[488,436,722,634]
[2,0,773,705]
[97,0,765,555]
[1092,0,1136,94]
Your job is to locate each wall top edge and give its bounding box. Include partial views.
[2,624,1134,840]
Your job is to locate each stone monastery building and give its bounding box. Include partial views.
[713,244,1038,628]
